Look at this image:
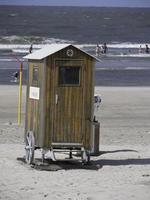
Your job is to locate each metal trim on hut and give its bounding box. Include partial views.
[24,44,100,164]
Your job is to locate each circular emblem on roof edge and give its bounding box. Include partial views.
[66,49,74,57]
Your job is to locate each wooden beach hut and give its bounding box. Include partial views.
[24,44,99,164]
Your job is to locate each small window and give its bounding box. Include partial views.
[32,66,39,83]
[58,66,80,85]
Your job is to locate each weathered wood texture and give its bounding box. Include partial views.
[25,46,95,150]
[25,60,45,147]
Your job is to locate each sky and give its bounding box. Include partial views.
[0,0,150,7]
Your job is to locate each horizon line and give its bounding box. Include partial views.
[0,4,150,8]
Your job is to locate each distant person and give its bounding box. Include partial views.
[128,49,131,54]
[145,44,149,54]
[99,45,104,54]
[13,71,19,82]
[138,45,143,54]
[95,44,100,56]
[102,43,108,54]
[94,95,101,110]
[29,44,33,53]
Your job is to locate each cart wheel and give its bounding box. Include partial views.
[25,131,35,164]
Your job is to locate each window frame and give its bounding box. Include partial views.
[58,66,81,86]
[32,66,39,86]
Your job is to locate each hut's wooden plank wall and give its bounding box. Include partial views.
[25,61,44,147]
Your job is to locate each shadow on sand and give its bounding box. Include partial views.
[99,149,138,155]
[93,149,150,166]
[93,158,150,167]
[17,157,100,171]
[17,148,150,171]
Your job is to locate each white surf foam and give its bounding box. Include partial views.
[0,41,150,59]
[100,53,150,58]
[0,58,25,62]
[79,42,150,49]
[0,58,17,62]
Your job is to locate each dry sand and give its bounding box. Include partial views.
[0,85,150,200]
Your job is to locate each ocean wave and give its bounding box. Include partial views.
[0,58,25,62]
[0,35,74,45]
[0,36,75,53]
[0,39,150,57]
[79,42,150,49]
[125,67,150,70]
[108,42,150,49]
[0,35,149,49]
[100,53,150,58]
[0,36,43,44]
[0,44,41,50]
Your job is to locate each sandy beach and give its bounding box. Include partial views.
[0,85,150,200]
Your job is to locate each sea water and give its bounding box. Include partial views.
[0,5,150,86]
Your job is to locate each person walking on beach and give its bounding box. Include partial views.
[138,45,143,54]
[102,43,108,54]
[145,44,149,54]
[29,44,33,53]
[95,44,100,56]
[12,71,19,82]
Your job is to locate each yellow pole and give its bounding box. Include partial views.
[18,63,23,126]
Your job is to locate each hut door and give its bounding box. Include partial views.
[53,63,84,144]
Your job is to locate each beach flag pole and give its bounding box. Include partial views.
[18,62,23,126]
[12,54,23,126]
[11,53,23,126]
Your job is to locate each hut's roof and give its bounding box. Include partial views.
[24,44,99,61]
